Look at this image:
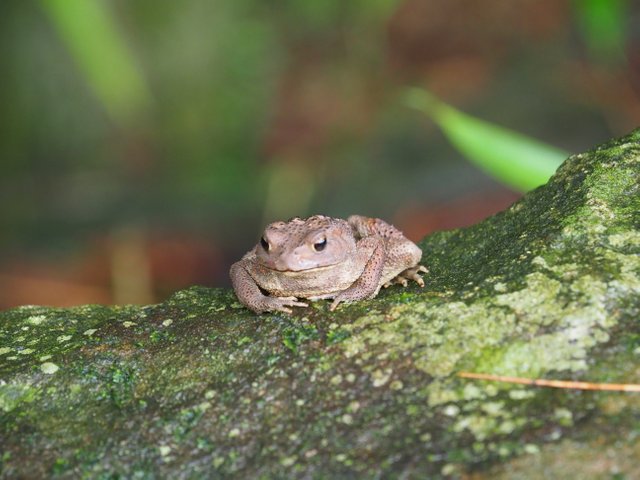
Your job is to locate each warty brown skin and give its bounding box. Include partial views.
[230,215,427,314]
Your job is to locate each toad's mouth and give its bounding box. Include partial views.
[260,262,341,274]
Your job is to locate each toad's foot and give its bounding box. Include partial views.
[329,292,363,312]
[263,296,308,314]
[383,265,428,289]
[329,285,381,312]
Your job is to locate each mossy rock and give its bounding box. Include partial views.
[1,130,639,478]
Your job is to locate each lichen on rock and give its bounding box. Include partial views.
[1,130,639,478]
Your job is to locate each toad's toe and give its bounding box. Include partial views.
[389,265,428,288]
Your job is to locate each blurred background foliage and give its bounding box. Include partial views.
[0,0,638,307]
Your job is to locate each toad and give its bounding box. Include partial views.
[230,215,427,314]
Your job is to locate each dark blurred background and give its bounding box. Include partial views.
[1,0,638,308]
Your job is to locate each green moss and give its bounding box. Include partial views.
[0,382,39,413]
[281,323,319,354]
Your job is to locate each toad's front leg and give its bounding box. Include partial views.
[230,261,308,314]
[330,236,385,311]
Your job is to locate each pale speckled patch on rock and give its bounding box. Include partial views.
[40,362,59,374]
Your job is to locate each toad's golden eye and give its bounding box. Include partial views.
[260,236,270,251]
[313,238,327,252]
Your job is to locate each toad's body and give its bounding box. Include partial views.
[230,215,427,313]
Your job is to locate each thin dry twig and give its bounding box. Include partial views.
[458,372,640,392]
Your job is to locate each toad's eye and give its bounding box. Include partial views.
[313,238,327,252]
[260,236,270,251]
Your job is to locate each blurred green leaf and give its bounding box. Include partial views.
[40,0,150,124]
[573,0,628,64]
[405,88,569,192]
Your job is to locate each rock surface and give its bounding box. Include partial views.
[1,130,639,478]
